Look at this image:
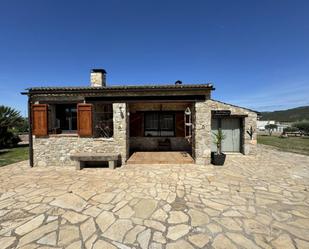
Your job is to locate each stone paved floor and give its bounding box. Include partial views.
[0,145,309,249]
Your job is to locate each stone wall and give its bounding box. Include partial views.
[206,100,258,155]
[194,101,211,165]
[33,98,257,167]
[193,99,258,165]
[33,103,128,167]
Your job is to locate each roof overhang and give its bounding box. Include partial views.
[21,84,214,96]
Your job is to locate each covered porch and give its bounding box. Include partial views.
[128,102,194,158]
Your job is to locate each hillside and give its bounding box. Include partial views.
[260,106,309,122]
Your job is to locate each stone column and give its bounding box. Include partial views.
[113,103,129,165]
[243,113,258,155]
[194,101,211,165]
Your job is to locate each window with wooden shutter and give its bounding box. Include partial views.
[32,104,48,137]
[77,103,93,137]
[175,112,185,137]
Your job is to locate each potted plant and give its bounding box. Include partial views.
[211,128,226,165]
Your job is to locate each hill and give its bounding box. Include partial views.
[260,106,309,122]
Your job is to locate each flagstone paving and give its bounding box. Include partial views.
[0,145,309,249]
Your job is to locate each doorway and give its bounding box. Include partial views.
[211,117,242,153]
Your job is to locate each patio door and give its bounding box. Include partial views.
[211,117,241,152]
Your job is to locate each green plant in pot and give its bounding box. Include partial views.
[211,128,226,165]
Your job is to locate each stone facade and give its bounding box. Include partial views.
[33,103,128,167]
[32,98,257,167]
[194,99,258,165]
[206,100,258,155]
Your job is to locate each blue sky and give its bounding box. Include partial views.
[0,0,308,116]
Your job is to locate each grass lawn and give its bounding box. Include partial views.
[257,135,309,156]
[0,145,29,167]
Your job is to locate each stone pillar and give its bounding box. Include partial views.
[243,113,258,155]
[194,101,211,165]
[113,103,129,165]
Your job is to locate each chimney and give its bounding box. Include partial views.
[90,69,106,87]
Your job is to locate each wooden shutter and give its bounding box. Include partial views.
[32,104,48,137]
[77,103,93,137]
[175,112,185,137]
[130,112,144,137]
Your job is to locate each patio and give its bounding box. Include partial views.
[127,152,194,164]
[0,145,308,249]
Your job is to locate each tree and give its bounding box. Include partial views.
[265,124,278,136]
[283,126,299,133]
[293,121,309,134]
[0,105,23,148]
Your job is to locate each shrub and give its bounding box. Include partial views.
[283,126,299,133]
[0,130,21,148]
[293,121,309,133]
[11,117,29,133]
[0,105,23,149]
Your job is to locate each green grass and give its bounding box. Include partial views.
[257,135,309,156]
[0,146,29,167]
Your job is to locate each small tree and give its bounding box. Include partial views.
[0,105,23,148]
[265,124,278,136]
[283,126,299,133]
[213,128,226,155]
[293,121,309,134]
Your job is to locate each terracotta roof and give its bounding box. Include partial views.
[22,83,215,96]
[25,83,214,91]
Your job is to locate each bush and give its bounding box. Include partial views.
[293,121,309,133]
[283,126,299,133]
[11,117,29,133]
[0,130,21,148]
[0,105,23,149]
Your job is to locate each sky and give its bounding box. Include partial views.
[0,0,308,116]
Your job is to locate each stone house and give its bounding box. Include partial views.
[22,69,258,167]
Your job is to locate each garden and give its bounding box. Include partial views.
[258,120,309,155]
[0,105,29,166]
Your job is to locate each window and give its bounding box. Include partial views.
[55,104,77,132]
[93,103,113,138]
[144,112,175,137]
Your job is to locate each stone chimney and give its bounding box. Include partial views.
[90,69,106,87]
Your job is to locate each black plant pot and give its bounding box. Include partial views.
[211,152,226,166]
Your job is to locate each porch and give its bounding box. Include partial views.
[128,102,194,155]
